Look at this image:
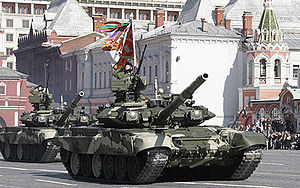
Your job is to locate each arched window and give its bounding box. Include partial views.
[81,72,84,90]
[248,60,253,78]
[260,59,267,77]
[165,62,169,83]
[263,30,268,41]
[274,59,281,77]
[257,108,265,119]
[272,30,277,41]
[270,108,280,119]
[0,82,6,95]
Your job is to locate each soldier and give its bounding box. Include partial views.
[30,85,44,96]
[30,85,45,111]
[112,62,133,79]
[29,85,51,111]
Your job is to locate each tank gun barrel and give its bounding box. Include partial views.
[155,73,208,124]
[55,91,85,126]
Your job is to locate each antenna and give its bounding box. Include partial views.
[45,72,50,93]
[136,45,147,75]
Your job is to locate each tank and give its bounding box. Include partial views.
[53,73,266,183]
[0,87,87,162]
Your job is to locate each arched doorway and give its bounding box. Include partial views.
[282,107,296,133]
[0,116,7,128]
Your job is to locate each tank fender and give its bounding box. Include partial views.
[226,131,266,150]
[133,132,173,154]
[0,128,57,145]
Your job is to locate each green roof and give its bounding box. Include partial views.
[258,8,280,44]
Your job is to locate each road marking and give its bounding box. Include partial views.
[0,166,67,173]
[36,179,77,187]
[260,162,284,166]
[257,172,300,177]
[264,153,300,157]
[174,182,278,188]
[0,185,16,188]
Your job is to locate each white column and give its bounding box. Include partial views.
[254,63,260,87]
[164,10,168,22]
[150,10,154,22]
[92,7,95,16]
[14,111,19,127]
[266,62,272,85]
[17,81,20,96]
[31,3,34,15]
[121,8,125,19]
[107,8,110,19]
[136,9,139,20]
[15,3,19,14]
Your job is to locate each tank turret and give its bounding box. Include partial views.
[56,91,85,126]
[96,73,215,128]
[20,90,85,127]
[154,73,212,125]
[0,90,86,162]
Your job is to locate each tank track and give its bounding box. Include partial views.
[160,146,264,181]
[0,141,59,163]
[134,148,169,183]
[229,147,263,180]
[39,142,60,162]
[63,148,169,184]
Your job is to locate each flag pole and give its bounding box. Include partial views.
[130,13,138,73]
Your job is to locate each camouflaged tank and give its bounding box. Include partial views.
[53,72,266,183]
[0,87,88,162]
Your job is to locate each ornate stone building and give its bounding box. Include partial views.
[239,0,291,124]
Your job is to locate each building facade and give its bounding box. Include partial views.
[238,0,300,133]
[0,0,185,70]
[14,0,102,104]
[0,67,36,127]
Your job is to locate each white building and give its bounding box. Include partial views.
[75,0,300,127]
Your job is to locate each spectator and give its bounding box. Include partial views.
[235,117,299,150]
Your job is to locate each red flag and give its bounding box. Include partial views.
[113,22,134,71]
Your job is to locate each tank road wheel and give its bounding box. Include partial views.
[127,156,142,182]
[80,154,93,177]
[10,144,18,161]
[70,153,81,176]
[3,143,11,160]
[103,155,115,180]
[0,142,3,152]
[92,153,103,178]
[16,144,23,161]
[127,149,169,183]
[23,145,30,161]
[29,144,37,162]
[36,142,46,161]
[115,156,128,181]
[60,148,71,164]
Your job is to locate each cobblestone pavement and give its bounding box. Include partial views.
[0,150,299,188]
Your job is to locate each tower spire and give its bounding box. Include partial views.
[257,0,280,43]
[263,0,274,9]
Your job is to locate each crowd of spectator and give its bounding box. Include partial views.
[235,118,300,150]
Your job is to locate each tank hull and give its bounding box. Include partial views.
[0,127,59,162]
[53,125,266,183]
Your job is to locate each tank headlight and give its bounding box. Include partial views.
[125,111,139,122]
[37,116,47,123]
[80,116,89,123]
[189,110,202,121]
